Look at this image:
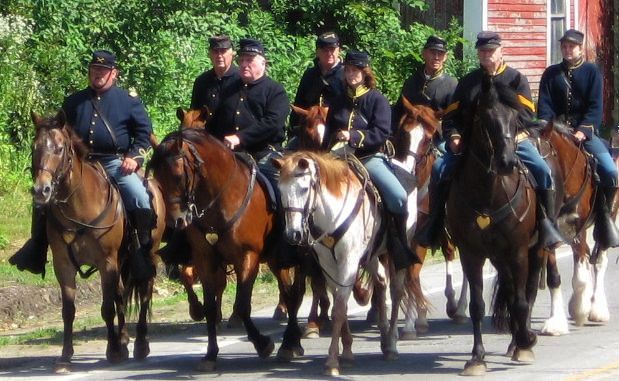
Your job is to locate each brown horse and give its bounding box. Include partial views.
[149,113,304,371]
[446,76,543,375]
[162,108,289,327]
[536,120,611,333]
[30,111,165,373]
[289,104,332,338]
[392,98,468,336]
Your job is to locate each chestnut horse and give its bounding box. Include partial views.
[31,111,165,373]
[537,120,614,334]
[446,76,543,375]
[149,119,304,371]
[162,108,289,327]
[289,104,332,338]
[392,98,469,336]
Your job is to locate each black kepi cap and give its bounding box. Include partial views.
[344,51,370,68]
[209,35,233,50]
[90,50,117,69]
[475,31,502,49]
[238,38,265,56]
[424,35,448,52]
[316,32,340,48]
[560,29,584,45]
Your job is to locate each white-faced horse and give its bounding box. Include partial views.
[391,98,469,336]
[273,151,425,375]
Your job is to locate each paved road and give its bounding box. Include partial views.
[3,246,619,380]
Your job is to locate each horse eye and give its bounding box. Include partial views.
[54,146,64,155]
[299,187,309,195]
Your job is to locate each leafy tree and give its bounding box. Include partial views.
[0,0,475,196]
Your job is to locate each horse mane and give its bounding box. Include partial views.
[491,80,524,114]
[36,113,90,160]
[280,151,351,197]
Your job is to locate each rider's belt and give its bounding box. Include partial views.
[88,152,124,161]
[516,131,529,143]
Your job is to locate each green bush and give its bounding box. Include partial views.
[0,0,475,198]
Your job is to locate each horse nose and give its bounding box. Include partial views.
[287,230,303,245]
[32,183,52,203]
[175,217,188,229]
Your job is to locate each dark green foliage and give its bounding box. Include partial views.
[0,0,475,195]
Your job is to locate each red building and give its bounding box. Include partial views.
[464,0,616,130]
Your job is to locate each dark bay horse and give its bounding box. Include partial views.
[148,118,304,371]
[445,76,543,375]
[31,111,165,373]
[392,98,468,336]
[537,120,612,333]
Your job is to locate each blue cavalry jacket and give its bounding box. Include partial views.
[62,86,153,167]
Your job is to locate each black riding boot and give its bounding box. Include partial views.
[389,213,422,270]
[414,180,449,249]
[593,186,619,249]
[537,189,565,250]
[9,207,48,277]
[130,208,156,281]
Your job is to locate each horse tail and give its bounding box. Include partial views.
[121,261,153,320]
[491,276,511,333]
[404,265,429,313]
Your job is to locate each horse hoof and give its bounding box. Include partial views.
[340,356,354,368]
[324,367,340,376]
[414,322,430,335]
[399,329,417,341]
[302,326,320,339]
[512,348,535,363]
[133,340,150,361]
[453,315,468,325]
[258,339,275,359]
[460,360,487,376]
[272,307,288,321]
[383,351,399,361]
[277,345,304,362]
[189,305,205,321]
[226,314,243,329]
[197,359,217,372]
[54,361,72,374]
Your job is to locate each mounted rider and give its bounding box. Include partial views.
[288,31,345,148]
[415,31,565,250]
[325,50,422,269]
[10,50,156,280]
[537,29,619,248]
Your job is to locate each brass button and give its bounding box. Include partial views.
[236,111,240,115]
[91,121,95,125]
[89,140,94,144]
[235,127,240,131]
[94,113,98,117]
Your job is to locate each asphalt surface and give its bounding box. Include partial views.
[2,245,619,380]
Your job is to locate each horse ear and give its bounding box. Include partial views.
[31,111,43,127]
[401,96,415,114]
[199,106,211,122]
[291,104,308,117]
[176,107,185,122]
[55,109,67,127]
[271,157,284,170]
[298,158,310,170]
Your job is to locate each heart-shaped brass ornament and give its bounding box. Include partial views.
[205,232,219,245]
[476,214,491,230]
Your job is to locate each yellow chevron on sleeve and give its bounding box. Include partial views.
[517,94,535,113]
[357,131,366,147]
